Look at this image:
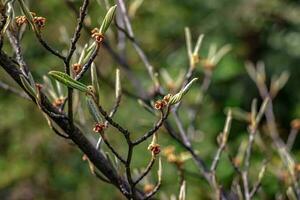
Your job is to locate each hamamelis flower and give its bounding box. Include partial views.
[52,98,64,107]
[72,63,82,76]
[148,143,161,155]
[91,28,104,43]
[15,16,27,26]
[154,94,171,110]
[93,123,106,133]
[15,13,46,29]
[33,16,46,29]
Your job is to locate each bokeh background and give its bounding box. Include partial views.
[1,0,300,199]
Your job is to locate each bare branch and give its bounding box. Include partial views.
[133,107,170,145]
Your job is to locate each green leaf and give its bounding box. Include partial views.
[99,5,117,34]
[91,63,100,103]
[169,78,198,105]
[20,75,36,97]
[48,71,88,92]
[86,95,102,123]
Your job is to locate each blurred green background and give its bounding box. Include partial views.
[1,0,300,199]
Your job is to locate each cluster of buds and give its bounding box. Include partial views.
[154,94,171,110]
[72,63,82,76]
[52,98,64,107]
[291,119,300,130]
[93,123,106,133]
[91,28,104,43]
[15,15,27,26]
[15,12,46,29]
[162,146,184,167]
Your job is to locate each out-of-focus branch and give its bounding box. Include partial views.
[246,62,300,198]
[0,80,29,99]
[117,0,160,90]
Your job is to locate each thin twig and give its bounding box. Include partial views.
[35,33,66,60]
[286,128,298,151]
[117,0,159,89]
[64,0,90,136]
[172,111,192,147]
[133,156,156,186]
[133,107,170,145]
[65,0,89,68]
[97,104,131,136]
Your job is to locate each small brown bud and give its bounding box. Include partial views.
[15,16,27,26]
[72,63,82,75]
[154,99,167,110]
[91,28,104,43]
[33,16,46,29]
[93,123,106,133]
[82,154,88,161]
[148,143,161,155]
[52,98,64,107]
[163,94,172,103]
[35,83,43,91]
[291,119,300,130]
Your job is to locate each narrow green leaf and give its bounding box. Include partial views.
[91,63,100,103]
[48,71,88,92]
[86,95,102,123]
[99,5,117,34]
[169,78,198,105]
[20,75,36,97]
[83,43,97,64]
[78,44,88,65]
[43,75,57,100]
